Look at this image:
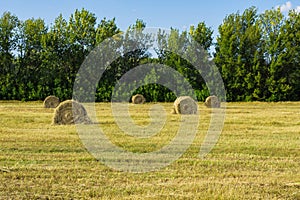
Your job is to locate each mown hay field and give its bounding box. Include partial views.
[0,101,299,199]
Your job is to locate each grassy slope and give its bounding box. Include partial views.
[0,101,299,199]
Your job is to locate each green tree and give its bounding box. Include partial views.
[0,12,19,99]
[281,10,300,100]
[68,8,97,50]
[40,14,69,99]
[15,18,47,100]
[58,8,98,99]
[156,27,213,101]
[96,17,121,44]
[96,19,151,101]
[259,8,291,101]
[214,12,240,101]
[0,12,19,65]
[214,7,264,101]
[189,22,213,51]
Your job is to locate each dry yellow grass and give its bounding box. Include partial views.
[0,101,299,199]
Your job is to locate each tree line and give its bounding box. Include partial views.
[0,7,299,102]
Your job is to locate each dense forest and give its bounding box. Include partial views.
[0,7,299,102]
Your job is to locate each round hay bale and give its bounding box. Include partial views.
[52,100,92,125]
[132,94,146,104]
[43,95,60,108]
[173,96,198,115]
[204,95,220,108]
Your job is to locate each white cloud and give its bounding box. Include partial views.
[276,1,293,12]
[275,1,300,13]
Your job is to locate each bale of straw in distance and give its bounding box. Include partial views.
[173,96,198,115]
[204,95,221,108]
[43,95,60,108]
[132,94,146,104]
[52,100,92,125]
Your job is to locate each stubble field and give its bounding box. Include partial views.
[0,101,299,199]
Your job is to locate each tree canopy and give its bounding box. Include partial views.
[0,7,299,102]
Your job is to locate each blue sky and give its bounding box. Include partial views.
[0,0,299,38]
